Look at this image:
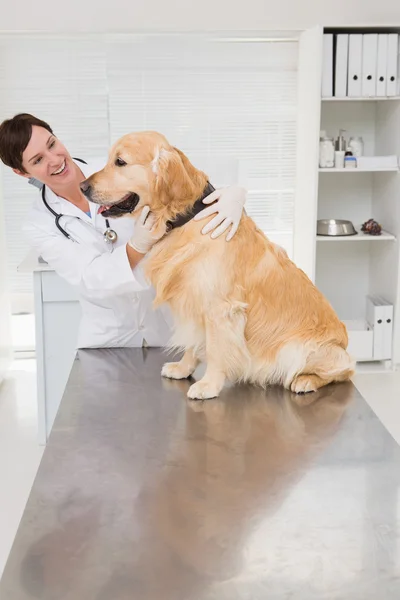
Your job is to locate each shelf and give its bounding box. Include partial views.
[317,228,395,241]
[322,96,400,102]
[354,361,393,373]
[319,167,398,173]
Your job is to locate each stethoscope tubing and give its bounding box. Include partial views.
[40,157,117,244]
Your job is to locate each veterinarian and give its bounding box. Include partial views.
[0,113,247,348]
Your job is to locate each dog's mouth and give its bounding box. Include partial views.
[97,193,140,219]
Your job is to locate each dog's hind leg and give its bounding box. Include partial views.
[187,300,250,400]
[289,343,355,400]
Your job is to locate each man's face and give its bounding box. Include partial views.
[17,125,75,188]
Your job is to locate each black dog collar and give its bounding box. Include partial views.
[166,182,216,231]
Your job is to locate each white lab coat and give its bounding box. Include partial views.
[23,158,174,349]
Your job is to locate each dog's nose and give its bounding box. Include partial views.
[80,180,91,195]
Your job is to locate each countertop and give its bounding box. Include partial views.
[1,348,400,599]
[18,253,53,273]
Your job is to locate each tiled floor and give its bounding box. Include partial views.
[0,358,399,579]
[0,360,43,578]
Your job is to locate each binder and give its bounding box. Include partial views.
[322,34,333,97]
[334,34,349,97]
[397,38,400,95]
[366,296,385,360]
[348,34,363,97]
[376,34,388,97]
[362,34,378,97]
[383,302,394,359]
[374,296,394,359]
[386,33,399,96]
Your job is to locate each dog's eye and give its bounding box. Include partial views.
[115,157,127,167]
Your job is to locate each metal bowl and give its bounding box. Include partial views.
[317,219,357,237]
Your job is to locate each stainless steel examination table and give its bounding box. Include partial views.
[1,348,399,599]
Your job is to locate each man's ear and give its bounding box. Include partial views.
[12,168,30,179]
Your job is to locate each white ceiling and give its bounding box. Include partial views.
[1,0,399,33]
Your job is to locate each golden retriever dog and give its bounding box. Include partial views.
[82,131,355,401]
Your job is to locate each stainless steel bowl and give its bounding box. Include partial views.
[317,219,357,237]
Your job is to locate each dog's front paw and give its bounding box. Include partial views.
[161,361,193,380]
[187,380,222,400]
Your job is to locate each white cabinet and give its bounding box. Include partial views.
[312,28,400,369]
[19,256,81,443]
[34,269,81,443]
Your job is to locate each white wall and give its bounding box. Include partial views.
[0,169,12,382]
[0,0,399,32]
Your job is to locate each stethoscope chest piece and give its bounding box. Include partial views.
[104,226,118,244]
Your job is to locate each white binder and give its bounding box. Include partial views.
[386,34,399,97]
[322,34,333,97]
[366,296,385,360]
[334,34,349,98]
[348,34,363,97]
[374,296,394,359]
[383,302,394,359]
[376,34,388,97]
[362,34,378,97]
[398,39,400,95]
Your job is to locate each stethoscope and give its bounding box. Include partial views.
[39,157,118,245]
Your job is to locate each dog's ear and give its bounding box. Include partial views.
[152,146,206,204]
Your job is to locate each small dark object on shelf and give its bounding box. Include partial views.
[361,219,382,236]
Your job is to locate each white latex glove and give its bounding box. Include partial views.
[128,206,165,254]
[193,185,247,241]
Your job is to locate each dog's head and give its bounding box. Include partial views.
[80,131,208,224]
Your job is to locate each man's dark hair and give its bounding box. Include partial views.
[0,113,54,174]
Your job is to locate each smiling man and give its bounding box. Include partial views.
[0,113,248,348]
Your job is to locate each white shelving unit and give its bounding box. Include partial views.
[322,96,400,102]
[319,167,398,172]
[311,26,400,371]
[317,228,395,242]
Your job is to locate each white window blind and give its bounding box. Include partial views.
[0,32,298,311]
[0,34,109,311]
[107,33,298,254]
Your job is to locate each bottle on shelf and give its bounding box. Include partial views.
[319,130,335,168]
[334,129,347,168]
[344,148,357,168]
[349,136,364,157]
